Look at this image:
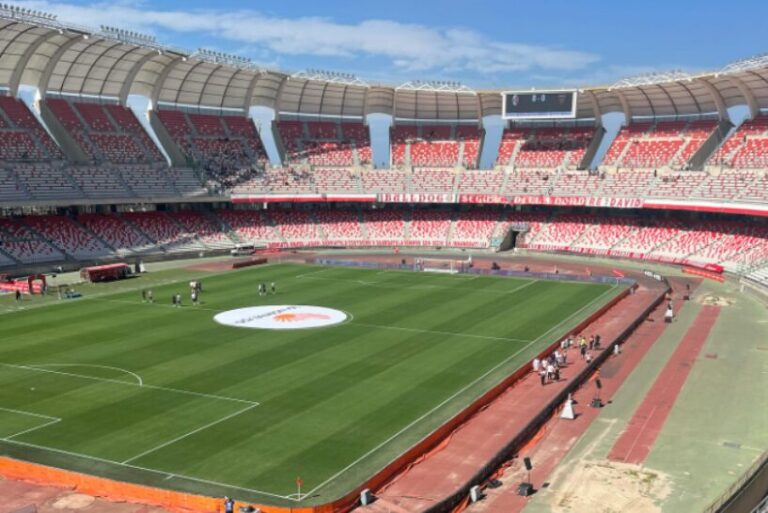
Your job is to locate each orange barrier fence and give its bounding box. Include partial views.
[682,266,726,282]
[0,457,318,513]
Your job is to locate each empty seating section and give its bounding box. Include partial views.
[603,120,716,169]
[117,165,176,197]
[459,170,504,193]
[410,125,460,167]
[612,220,686,254]
[0,218,64,263]
[188,114,225,136]
[391,125,418,167]
[504,169,555,195]
[121,211,203,252]
[739,174,768,202]
[269,210,318,241]
[513,127,574,168]
[452,210,498,244]
[409,210,451,243]
[457,126,481,168]
[599,170,654,198]
[314,209,365,241]
[495,129,524,166]
[501,125,592,169]
[173,211,235,249]
[709,115,768,167]
[79,214,157,255]
[0,96,63,160]
[0,167,29,201]
[550,172,602,197]
[575,218,636,249]
[216,210,281,243]
[363,209,405,241]
[411,169,455,193]
[12,164,79,199]
[47,99,161,163]
[528,215,591,249]
[694,223,768,263]
[343,123,372,165]
[361,170,407,193]
[314,169,360,192]
[24,215,112,259]
[620,139,685,168]
[277,120,369,167]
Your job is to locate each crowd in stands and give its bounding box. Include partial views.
[155,109,268,189]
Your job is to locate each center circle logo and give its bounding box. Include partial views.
[214,305,348,330]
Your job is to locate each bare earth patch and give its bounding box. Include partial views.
[696,294,735,307]
[546,460,672,513]
[50,493,95,509]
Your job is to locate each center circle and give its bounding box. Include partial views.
[214,305,348,330]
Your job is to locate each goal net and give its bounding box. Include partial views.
[417,257,471,274]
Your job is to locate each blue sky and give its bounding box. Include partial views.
[13,0,768,88]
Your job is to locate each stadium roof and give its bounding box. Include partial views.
[2,12,768,122]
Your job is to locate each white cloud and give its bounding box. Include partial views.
[14,0,600,76]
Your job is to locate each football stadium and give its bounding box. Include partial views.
[0,2,767,513]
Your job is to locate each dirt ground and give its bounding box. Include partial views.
[0,477,171,513]
[545,459,672,513]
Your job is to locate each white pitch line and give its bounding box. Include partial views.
[0,363,258,407]
[350,322,533,344]
[0,406,59,421]
[30,363,144,386]
[0,437,299,502]
[122,403,258,464]
[296,274,539,296]
[5,418,61,440]
[301,284,619,497]
[0,407,62,440]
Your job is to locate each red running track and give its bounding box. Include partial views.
[607,304,720,465]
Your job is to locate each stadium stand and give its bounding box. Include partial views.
[156,109,267,188]
[46,99,161,164]
[120,211,204,253]
[22,215,113,260]
[496,125,593,169]
[215,209,282,244]
[0,95,63,161]
[277,119,371,167]
[78,214,158,256]
[709,115,768,168]
[602,119,717,169]
[390,123,479,168]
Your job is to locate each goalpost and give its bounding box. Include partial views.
[416,257,472,274]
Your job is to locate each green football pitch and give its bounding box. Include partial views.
[0,262,622,504]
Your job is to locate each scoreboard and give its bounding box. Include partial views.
[502,90,577,120]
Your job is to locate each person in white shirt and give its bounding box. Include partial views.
[532,358,541,373]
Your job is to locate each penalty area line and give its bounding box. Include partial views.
[0,407,62,440]
[122,403,259,464]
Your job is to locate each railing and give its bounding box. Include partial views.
[702,450,768,513]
